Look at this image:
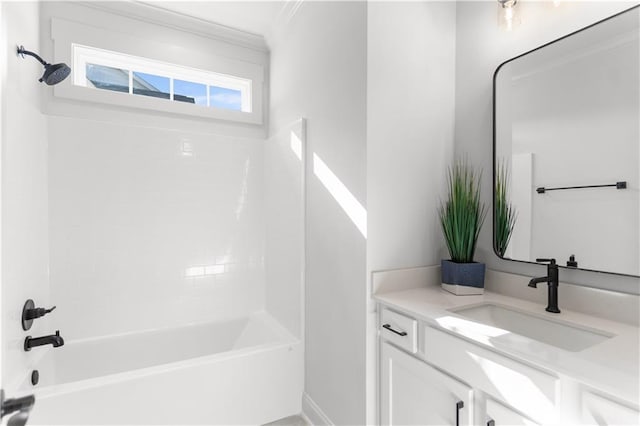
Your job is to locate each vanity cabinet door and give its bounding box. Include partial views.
[423,326,558,424]
[380,342,473,426]
[581,391,640,425]
[485,398,540,426]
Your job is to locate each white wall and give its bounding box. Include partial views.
[367,1,456,281]
[269,2,368,424]
[0,1,51,393]
[366,2,457,423]
[455,1,640,293]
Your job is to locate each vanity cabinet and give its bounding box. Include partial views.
[422,325,558,424]
[380,341,473,426]
[378,304,639,426]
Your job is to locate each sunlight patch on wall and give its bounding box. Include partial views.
[313,153,367,238]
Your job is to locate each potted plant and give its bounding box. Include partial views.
[494,160,517,258]
[439,159,487,295]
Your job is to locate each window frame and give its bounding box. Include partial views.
[51,18,264,125]
[75,44,252,112]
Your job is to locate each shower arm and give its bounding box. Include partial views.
[17,46,48,66]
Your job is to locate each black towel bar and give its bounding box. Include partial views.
[536,181,626,194]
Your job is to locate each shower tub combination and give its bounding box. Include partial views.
[28,312,302,425]
[24,117,307,425]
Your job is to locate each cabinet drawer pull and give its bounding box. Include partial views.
[382,324,407,336]
[456,400,464,426]
[487,420,495,426]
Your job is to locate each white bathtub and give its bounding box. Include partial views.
[28,312,303,425]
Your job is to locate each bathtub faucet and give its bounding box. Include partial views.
[24,330,64,351]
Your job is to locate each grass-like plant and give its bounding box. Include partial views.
[494,160,517,257]
[439,159,487,263]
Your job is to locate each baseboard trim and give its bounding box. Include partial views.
[301,392,334,426]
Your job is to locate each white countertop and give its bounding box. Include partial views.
[374,284,640,405]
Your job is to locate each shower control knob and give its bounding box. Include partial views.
[21,300,57,331]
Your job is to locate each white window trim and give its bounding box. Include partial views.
[51,18,264,125]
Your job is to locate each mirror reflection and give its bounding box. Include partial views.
[494,6,639,276]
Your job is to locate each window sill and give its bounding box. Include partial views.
[54,84,262,125]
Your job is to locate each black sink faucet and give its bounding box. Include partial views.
[528,258,561,313]
[24,330,64,351]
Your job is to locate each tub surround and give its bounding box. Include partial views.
[374,266,640,415]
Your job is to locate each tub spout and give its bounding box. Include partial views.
[24,330,64,351]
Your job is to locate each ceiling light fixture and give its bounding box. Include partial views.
[497,0,520,32]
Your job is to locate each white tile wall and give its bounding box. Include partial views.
[48,117,266,340]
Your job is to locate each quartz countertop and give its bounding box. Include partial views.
[374,284,640,406]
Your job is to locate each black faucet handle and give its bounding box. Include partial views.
[24,306,56,320]
[22,300,58,331]
[536,258,556,265]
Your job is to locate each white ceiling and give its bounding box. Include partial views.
[139,1,288,38]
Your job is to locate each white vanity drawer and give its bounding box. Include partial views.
[423,326,559,424]
[380,308,417,353]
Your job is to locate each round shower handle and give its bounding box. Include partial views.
[21,300,57,331]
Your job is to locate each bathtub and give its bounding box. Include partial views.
[27,311,303,425]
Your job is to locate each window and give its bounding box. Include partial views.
[73,44,252,113]
[174,80,207,105]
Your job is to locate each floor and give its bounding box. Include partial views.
[263,415,309,426]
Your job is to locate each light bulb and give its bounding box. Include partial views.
[497,0,520,32]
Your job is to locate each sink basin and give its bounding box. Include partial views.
[449,303,615,352]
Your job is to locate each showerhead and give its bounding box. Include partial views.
[40,62,71,85]
[17,45,71,86]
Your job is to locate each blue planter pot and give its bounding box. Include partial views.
[441,259,485,295]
